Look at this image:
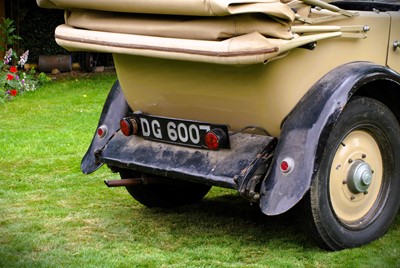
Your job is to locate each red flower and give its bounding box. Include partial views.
[9,66,17,73]
[9,89,17,96]
[6,74,14,81]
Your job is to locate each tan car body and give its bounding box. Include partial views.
[112,11,394,138]
[39,0,400,137]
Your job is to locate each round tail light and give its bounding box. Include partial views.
[97,125,108,138]
[205,128,227,150]
[280,157,295,174]
[120,117,139,136]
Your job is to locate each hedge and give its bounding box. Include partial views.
[16,0,68,63]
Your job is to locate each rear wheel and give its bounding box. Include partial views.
[80,52,97,72]
[306,97,400,250]
[120,170,211,208]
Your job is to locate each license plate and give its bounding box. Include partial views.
[131,113,230,149]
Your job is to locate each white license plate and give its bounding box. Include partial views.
[132,114,230,149]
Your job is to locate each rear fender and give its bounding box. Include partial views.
[260,61,400,215]
[81,80,130,174]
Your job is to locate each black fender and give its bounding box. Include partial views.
[81,80,130,174]
[259,62,400,216]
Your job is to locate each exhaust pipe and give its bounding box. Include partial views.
[104,178,143,187]
[104,176,165,187]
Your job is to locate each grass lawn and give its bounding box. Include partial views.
[0,72,399,267]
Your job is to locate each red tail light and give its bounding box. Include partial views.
[280,157,295,174]
[120,117,139,136]
[205,128,227,150]
[97,125,108,138]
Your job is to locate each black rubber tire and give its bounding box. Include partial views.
[82,52,97,72]
[305,97,400,250]
[120,170,211,208]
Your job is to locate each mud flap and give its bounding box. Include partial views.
[81,80,130,174]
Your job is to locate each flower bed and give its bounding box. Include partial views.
[1,48,50,103]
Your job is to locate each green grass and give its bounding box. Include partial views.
[0,72,399,267]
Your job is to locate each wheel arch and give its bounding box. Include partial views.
[259,61,400,216]
[353,78,400,124]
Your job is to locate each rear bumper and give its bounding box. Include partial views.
[98,131,276,189]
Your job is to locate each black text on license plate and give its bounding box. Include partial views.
[132,114,230,149]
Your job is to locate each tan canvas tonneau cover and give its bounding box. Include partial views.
[38,0,362,65]
[37,0,295,20]
[65,10,295,41]
[55,24,342,65]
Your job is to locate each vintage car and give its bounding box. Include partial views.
[37,0,400,250]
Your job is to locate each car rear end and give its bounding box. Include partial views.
[37,0,400,250]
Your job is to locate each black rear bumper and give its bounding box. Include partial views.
[99,131,276,189]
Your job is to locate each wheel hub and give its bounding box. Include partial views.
[347,160,373,194]
[329,130,383,223]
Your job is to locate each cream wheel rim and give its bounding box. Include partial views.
[329,130,383,223]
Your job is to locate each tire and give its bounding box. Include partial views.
[305,97,400,250]
[82,52,97,72]
[119,170,211,208]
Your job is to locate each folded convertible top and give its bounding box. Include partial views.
[39,0,362,65]
[37,0,295,21]
[55,24,343,65]
[66,10,295,41]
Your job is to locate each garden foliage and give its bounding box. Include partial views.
[1,48,50,103]
[0,17,51,103]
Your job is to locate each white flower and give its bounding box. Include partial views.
[18,50,29,67]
